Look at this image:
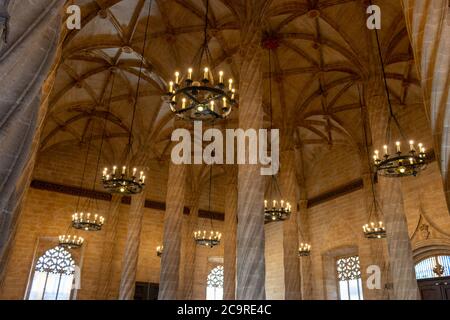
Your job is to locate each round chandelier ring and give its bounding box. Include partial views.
[102,167,146,195]
[58,235,84,250]
[193,230,222,248]
[374,141,427,177]
[167,80,236,121]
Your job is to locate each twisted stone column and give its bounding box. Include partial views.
[96,195,122,299]
[158,162,186,300]
[298,200,312,300]
[279,150,301,300]
[179,197,199,300]
[0,0,63,284]
[236,5,266,300]
[118,192,146,300]
[401,1,450,210]
[366,83,419,299]
[224,168,237,300]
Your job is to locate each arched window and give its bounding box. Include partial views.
[415,255,450,279]
[28,246,76,300]
[336,255,363,300]
[206,265,223,300]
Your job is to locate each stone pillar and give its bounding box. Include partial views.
[158,162,186,300]
[298,200,312,299]
[179,197,199,300]
[236,3,267,300]
[223,168,237,300]
[118,192,146,300]
[366,83,420,299]
[401,1,450,210]
[96,195,122,299]
[0,0,63,274]
[279,150,301,300]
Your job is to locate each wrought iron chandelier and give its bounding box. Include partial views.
[102,166,146,194]
[371,21,427,178]
[100,2,153,195]
[263,48,291,223]
[298,243,311,257]
[70,115,105,233]
[58,235,84,249]
[373,141,427,177]
[156,245,163,257]
[166,0,236,121]
[193,166,222,248]
[72,212,105,231]
[358,86,386,240]
[194,230,222,248]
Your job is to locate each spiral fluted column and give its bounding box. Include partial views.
[236,3,267,300]
[401,0,450,211]
[158,162,186,300]
[224,168,237,300]
[118,192,146,300]
[179,197,199,300]
[0,0,63,286]
[298,200,312,299]
[280,150,301,300]
[96,195,122,299]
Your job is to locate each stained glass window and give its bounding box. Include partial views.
[206,265,223,300]
[29,246,76,300]
[415,255,450,280]
[336,255,363,300]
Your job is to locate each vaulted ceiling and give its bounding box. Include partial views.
[40,0,425,180]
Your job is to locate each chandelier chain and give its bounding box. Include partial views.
[370,0,406,143]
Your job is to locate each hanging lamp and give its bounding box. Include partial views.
[165,0,236,121]
[193,165,222,248]
[263,47,291,223]
[370,18,427,177]
[101,1,154,194]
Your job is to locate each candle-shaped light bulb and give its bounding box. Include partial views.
[122,166,126,175]
[228,79,233,90]
[396,141,401,152]
[219,71,224,83]
[273,200,276,208]
[169,81,174,93]
[264,200,268,208]
[175,72,180,84]
[133,168,137,177]
[373,155,378,163]
[281,200,284,208]
[409,140,415,151]
[182,98,186,109]
[223,97,227,108]
[140,171,144,180]
[409,157,414,164]
[383,145,388,155]
[142,176,146,184]
[188,68,193,80]
[231,89,235,100]
[374,150,379,159]
[204,67,209,79]
[210,101,214,111]
[113,166,117,174]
